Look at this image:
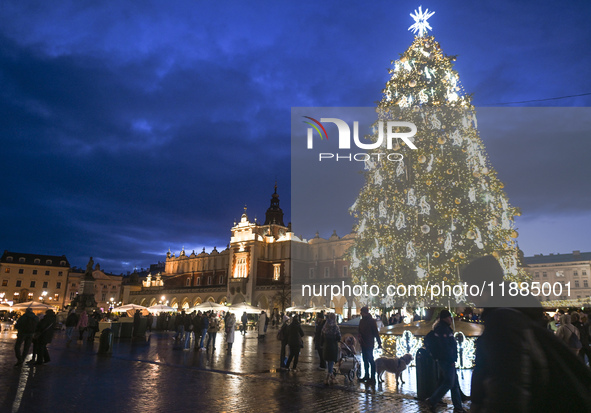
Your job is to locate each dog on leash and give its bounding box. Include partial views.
[376,353,414,384]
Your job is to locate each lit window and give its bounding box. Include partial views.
[273,264,281,281]
[54,294,59,301]
[234,257,248,278]
[2,279,8,286]
[4,268,10,273]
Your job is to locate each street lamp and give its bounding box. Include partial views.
[40,291,48,302]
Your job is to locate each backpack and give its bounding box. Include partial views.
[567,326,582,350]
[277,323,287,341]
[423,330,441,360]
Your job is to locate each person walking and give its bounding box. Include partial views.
[314,313,327,370]
[32,309,56,365]
[77,310,88,341]
[425,309,465,412]
[199,311,209,350]
[14,308,39,366]
[88,311,100,341]
[285,315,304,371]
[322,313,341,385]
[65,309,79,344]
[183,312,194,350]
[146,312,154,332]
[193,311,203,350]
[173,310,185,341]
[358,306,382,384]
[258,311,267,340]
[207,313,219,350]
[241,312,248,335]
[226,313,236,353]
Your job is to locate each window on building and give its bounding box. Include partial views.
[584,270,588,276]
[219,275,224,284]
[585,280,589,288]
[1,279,7,286]
[30,281,36,288]
[71,283,76,287]
[542,272,547,277]
[574,271,579,276]
[234,257,248,278]
[186,278,191,286]
[42,281,48,288]
[101,293,106,301]
[27,293,33,299]
[19,258,25,263]
[208,276,212,285]
[56,282,61,289]
[58,271,63,276]
[196,277,201,286]
[70,292,77,300]
[4,268,10,273]
[32,270,37,275]
[16,280,22,287]
[309,268,315,279]
[18,269,24,274]
[273,264,281,281]
[34,259,40,264]
[575,280,580,288]
[343,266,348,278]
[534,272,539,277]
[60,260,66,266]
[556,271,564,277]
[6,256,13,262]
[46,260,52,265]
[54,294,59,301]
[45,270,50,276]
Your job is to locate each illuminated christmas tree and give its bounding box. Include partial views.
[348,8,527,306]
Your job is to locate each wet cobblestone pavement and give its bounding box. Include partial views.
[0,327,471,412]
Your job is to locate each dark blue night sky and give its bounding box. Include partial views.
[1,1,590,274]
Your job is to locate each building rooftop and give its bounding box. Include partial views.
[0,250,70,267]
[523,251,591,265]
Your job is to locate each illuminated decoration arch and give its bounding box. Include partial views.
[149,298,157,306]
[193,297,202,307]
[206,296,215,303]
[170,298,179,309]
[218,296,227,305]
[180,297,190,309]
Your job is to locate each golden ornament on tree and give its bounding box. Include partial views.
[511,230,519,238]
[454,198,461,204]
[418,155,427,163]
[438,137,446,144]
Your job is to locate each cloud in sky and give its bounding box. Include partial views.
[1,1,590,273]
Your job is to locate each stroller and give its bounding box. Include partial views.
[336,334,361,383]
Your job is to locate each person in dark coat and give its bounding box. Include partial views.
[322,313,341,385]
[314,312,326,370]
[358,306,382,384]
[14,308,39,366]
[193,311,203,349]
[285,316,304,371]
[65,309,79,343]
[426,309,464,412]
[32,309,56,365]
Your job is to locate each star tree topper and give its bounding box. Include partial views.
[408,6,435,37]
